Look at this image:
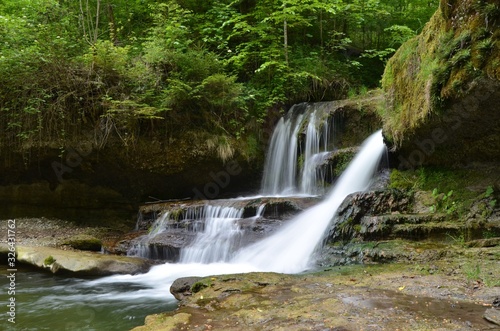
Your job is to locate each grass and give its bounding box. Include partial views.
[462,262,500,287]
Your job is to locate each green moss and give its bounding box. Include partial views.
[389,169,419,191]
[63,235,102,251]
[382,2,500,146]
[449,48,471,66]
[191,281,209,293]
[44,255,55,265]
[389,165,497,219]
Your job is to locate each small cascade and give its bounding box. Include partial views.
[260,111,305,195]
[179,205,244,263]
[300,108,332,194]
[128,202,265,261]
[260,103,333,196]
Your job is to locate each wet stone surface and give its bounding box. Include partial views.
[135,258,500,331]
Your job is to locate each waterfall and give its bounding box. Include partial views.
[260,103,333,196]
[179,205,244,263]
[128,204,249,261]
[231,130,385,273]
[92,129,386,302]
[128,103,337,260]
[260,111,305,195]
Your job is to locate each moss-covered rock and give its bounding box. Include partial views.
[382,0,500,167]
[133,262,500,331]
[3,245,152,276]
[63,234,102,251]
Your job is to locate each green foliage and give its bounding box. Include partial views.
[446,232,467,247]
[485,186,494,198]
[429,188,458,215]
[83,40,131,74]
[0,0,440,161]
[389,169,420,191]
[484,186,497,209]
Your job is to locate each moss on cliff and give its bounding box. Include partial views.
[382,0,500,164]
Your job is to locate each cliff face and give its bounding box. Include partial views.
[382,0,500,168]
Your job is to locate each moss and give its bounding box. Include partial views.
[44,255,55,265]
[191,281,210,293]
[449,48,471,66]
[382,1,500,147]
[389,165,500,220]
[389,169,419,191]
[63,235,102,251]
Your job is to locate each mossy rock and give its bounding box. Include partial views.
[63,234,102,251]
[382,1,500,167]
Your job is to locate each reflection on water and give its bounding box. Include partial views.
[0,265,177,331]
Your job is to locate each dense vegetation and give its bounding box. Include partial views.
[0,0,438,161]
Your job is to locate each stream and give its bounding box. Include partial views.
[0,264,176,330]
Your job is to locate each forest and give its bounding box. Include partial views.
[0,0,438,159]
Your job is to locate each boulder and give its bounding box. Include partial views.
[63,234,102,251]
[1,245,152,276]
[484,308,500,326]
[170,276,203,301]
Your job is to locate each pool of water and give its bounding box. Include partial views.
[0,264,177,331]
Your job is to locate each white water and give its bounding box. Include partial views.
[260,112,305,195]
[179,205,244,263]
[232,129,385,273]
[95,130,386,301]
[260,103,333,196]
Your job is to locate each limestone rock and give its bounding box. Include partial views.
[63,234,102,251]
[3,245,152,276]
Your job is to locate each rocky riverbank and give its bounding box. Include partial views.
[134,255,500,331]
[0,217,154,276]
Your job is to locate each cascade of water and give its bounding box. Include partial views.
[260,103,333,196]
[260,111,305,195]
[128,203,249,261]
[300,111,319,194]
[179,205,244,263]
[93,130,386,303]
[231,130,386,273]
[127,212,171,258]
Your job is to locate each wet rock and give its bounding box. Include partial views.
[325,189,413,243]
[170,277,203,301]
[6,245,152,276]
[62,234,102,251]
[136,266,497,331]
[483,308,500,326]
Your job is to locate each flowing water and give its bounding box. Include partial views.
[5,102,387,330]
[232,130,385,273]
[0,265,175,331]
[93,130,385,298]
[260,103,333,196]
